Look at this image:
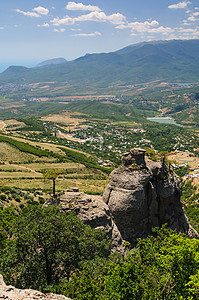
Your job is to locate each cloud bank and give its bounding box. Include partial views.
[16,6,49,18]
[168,1,191,9]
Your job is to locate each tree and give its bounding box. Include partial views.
[0,205,111,291]
[0,206,16,249]
[43,169,62,198]
[62,227,199,300]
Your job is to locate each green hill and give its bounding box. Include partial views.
[1,39,199,86]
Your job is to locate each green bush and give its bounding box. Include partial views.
[62,227,199,300]
[38,197,45,204]
[15,196,21,203]
[0,194,6,201]
[19,203,24,209]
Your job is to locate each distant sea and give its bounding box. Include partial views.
[0,60,39,73]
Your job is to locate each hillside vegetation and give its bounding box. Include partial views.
[1,40,199,86]
[0,206,198,299]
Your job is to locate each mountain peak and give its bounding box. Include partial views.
[36,58,67,68]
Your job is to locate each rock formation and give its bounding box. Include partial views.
[46,148,198,250]
[0,274,71,300]
[103,148,198,245]
[45,188,125,253]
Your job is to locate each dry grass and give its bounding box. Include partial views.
[40,111,86,128]
[0,134,109,194]
[6,136,66,156]
[0,172,42,179]
[0,177,106,194]
[20,162,85,172]
[0,142,39,162]
[4,119,25,126]
[0,121,6,130]
[167,152,199,169]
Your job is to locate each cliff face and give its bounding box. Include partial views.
[103,149,197,245]
[46,148,198,251]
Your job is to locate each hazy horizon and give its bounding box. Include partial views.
[0,0,199,74]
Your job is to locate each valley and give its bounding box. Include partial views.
[0,39,198,300]
[0,76,198,235]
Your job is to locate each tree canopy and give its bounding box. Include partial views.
[0,205,111,291]
[0,205,198,299]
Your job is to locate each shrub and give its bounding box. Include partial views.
[15,196,21,203]
[19,203,24,209]
[0,194,7,201]
[39,197,45,204]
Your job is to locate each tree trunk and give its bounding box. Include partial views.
[53,178,56,198]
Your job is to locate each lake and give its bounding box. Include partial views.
[147,117,182,126]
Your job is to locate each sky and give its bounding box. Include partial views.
[0,0,199,71]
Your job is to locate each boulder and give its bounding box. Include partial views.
[0,274,71,300]
[45,191,125,253]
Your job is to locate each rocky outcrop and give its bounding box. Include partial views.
[103,148,198,245]
[0,274,71,300]
[45,188,125,253]
[46,149,198,250]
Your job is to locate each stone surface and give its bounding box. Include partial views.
[0,274,71,300]
[47,191,125,253]
[46,148,198,250]
[103,149,198,245]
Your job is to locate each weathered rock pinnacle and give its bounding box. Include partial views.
[103,148,198,245]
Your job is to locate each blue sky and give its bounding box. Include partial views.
[0,0,199,71]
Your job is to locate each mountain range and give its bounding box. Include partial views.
[1,39,199,86]
[36,58,67,68]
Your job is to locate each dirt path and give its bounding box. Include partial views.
[4,162,42,175]
[0,121,6,131]
[57,130,86,143]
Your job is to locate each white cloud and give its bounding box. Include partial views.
[75,11,126,25]
[66,2,101,12]
[117,20,175,37]
[15,9,40,18]
[168,1,191,9]
[51,16,75,26]
[51,11,126,26]
[182,20,191,25]
[0,27,4,30]
[193,12,199,16]
[187,15,197,21]
[53,28,66,32]
[16,6,49,18]
[33,6,49,15]
[72,31,101,36]
[148,26,174,35]
[37,23,50,27]
[117,20,159,33]
[178,27,198,32]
